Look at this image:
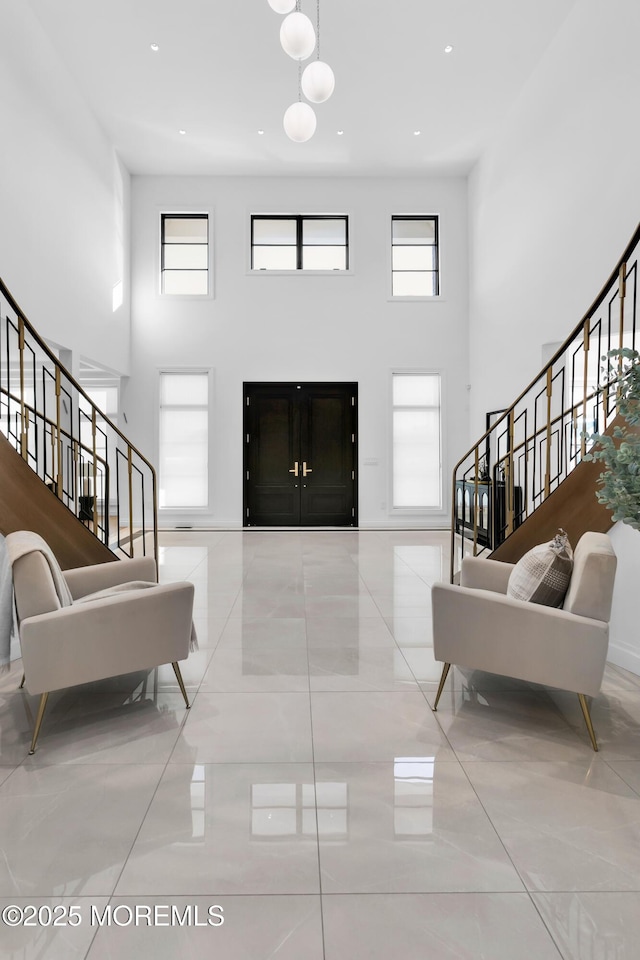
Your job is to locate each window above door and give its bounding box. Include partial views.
[250,215,349,272]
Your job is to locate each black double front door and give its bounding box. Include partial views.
[243,382,357,526]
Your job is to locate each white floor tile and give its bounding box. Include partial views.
[463,759,640,891]
[322,893,561,960]
[531,891,640,960]
[316,761,524,893]
[3,529,640,960]
[0,897,109,960]
[86,896,324,960]
[0,764,165,896]
[170,691,313,763]
[115,763,320,895]
[310,691,456,761]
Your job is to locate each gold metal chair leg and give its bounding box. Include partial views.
[29,692,49,755]
[19,673,25,689]
[172,662,190,709]
[578,693,598,751]
[433,662,451,711]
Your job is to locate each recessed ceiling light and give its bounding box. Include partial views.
[337,130,344,136]
[150,42,159,52]
[444,44,453,53]
[413,130,421,136]
[257,129,265,135]
[179,129,187,136]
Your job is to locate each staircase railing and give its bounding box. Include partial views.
[451,223,640,582]
[0,278,158,563]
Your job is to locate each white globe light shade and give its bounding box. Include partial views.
[267,0,296,13]
[283,101,317,142]
[280,12,316,61]
[301,60,335,103]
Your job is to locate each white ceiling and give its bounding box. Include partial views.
[27,0,577,177]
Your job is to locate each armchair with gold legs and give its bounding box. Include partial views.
[431,531,617,751]
[7,531,195,755]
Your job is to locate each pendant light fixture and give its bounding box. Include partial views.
[280,10,316,61]
[284,62,317,141]
[301,0,334,103]
[269,0,333,142]
[267,0,296,12]
[283,101,317,142]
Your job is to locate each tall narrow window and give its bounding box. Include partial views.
[392,373,441,508]
[159,372,209,508]
[251,215,348,271]
[161,214,209,295]
[391,216,439,296]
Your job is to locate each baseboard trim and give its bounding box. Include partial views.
[607,643,640,678]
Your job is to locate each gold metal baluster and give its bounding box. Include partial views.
[472,448,479,556]
[581,318,590,459]
[505,410,515,537]
[152,467,159,567]
[128,445,134,558]
[55,367,63,498]
[18,316,28,460]
[50,423,56,494]
[618,261,627,349]
[617,262,627,396]
[92,407,98,536]
[73,438,79,519]
[450,469,457,584]
[544,368,553,499]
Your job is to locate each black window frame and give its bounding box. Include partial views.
[160,212,210,296]
[391,215,440,297]
[251,214,349,271]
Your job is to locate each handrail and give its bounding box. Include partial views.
[0,277,158,563]
[451,223,640,581]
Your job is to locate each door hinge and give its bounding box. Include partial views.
[246,470,250,480]
[352,507,355,517]
[352,433,355,443]
[351,396,355,406]
[246,507,249,517]
[246,396,250,406]
[246,433,250,443]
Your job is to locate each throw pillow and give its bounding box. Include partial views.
[506,529,573,607]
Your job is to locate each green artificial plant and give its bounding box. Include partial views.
[585,347,640,530]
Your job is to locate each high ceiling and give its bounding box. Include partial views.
[27,0,577,177]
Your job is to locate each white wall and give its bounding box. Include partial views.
[0,2,130,375]
[468,0,640,672]
[125,175,469,528]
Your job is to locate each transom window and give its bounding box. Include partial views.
[161,214,209,295]
[251,215,349,271]
[391,216,439,297]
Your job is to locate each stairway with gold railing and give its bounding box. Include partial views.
[451,224,640,582]
[0,279,157,570]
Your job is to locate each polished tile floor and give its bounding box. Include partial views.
[1,529,640,958]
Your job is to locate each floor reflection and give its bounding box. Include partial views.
[1,529,638,959]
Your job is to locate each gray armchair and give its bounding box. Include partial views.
[431,531,617,750]
[7,532,195,754]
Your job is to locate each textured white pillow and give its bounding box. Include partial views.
[507,529,574,607]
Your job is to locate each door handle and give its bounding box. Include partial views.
[303,461,312,476]
[289,461,299,477]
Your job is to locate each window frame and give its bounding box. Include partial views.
[389,369,444,515]
[390,215,440,300]
[250,214,350,273]
[159,211,213,298]
[157,368,212,513]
